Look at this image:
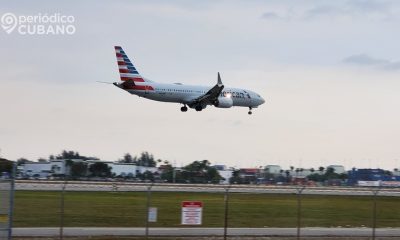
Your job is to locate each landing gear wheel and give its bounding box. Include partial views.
[248,107,253,115]
[195,105,203,111]
[248,111,252,115]
[180,105,188,112]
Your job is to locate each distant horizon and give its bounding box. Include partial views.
[3,151,399,171]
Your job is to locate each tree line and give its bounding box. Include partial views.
[160,160,223,184]
[7,150,223,183]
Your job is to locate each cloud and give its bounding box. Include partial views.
[385,62,400,70]
[261,1,396,21]
[343,54,389,65]
[261,11,280,20]
[343,53,400,70]
[305,0,393,19]
[305,5,345,19]
[348,0,390,13]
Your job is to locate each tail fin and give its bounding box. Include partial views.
[114,46,145,82]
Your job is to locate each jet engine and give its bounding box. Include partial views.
[214,97,233,108]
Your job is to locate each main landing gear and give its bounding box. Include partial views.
[180,104,202,112]
[248,107,253,115]
[195,105,203,111]
[180,105,188,112]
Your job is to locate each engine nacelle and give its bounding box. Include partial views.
[214,97,233,108]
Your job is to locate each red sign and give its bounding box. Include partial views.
[181,201,203,225]
[182,201,203,208]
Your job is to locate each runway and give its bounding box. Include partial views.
[12,227,400,237]
[15,180,400,197]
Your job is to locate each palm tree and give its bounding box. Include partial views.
[285,170,290,182]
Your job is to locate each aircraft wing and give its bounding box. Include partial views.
[189,73,224,107]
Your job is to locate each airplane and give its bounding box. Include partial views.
[112,46,265,115]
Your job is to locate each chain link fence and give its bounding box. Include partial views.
[0,164,15,240]
[12,181,400,239]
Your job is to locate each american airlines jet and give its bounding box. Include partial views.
[113,46,265,115]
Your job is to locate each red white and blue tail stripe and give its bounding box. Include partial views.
[115,46,145,82]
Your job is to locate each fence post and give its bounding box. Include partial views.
[296,185,305,240]
[372,187,380,240]
[59,179,67,240]
[145,183,154,239]
[223,185,231,240]
[7,163,16,240]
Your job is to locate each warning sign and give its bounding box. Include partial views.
[148,207,157,222]
[181,201,203,225]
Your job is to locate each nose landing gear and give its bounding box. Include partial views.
[248,107,252,115]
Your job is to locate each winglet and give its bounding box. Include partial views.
[217,72,223,87]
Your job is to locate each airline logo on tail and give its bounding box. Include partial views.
[115,46,145,82]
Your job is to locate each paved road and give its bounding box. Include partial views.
[12,227,400,237]
[15,181,400,196]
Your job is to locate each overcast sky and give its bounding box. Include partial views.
[1,0,399,170]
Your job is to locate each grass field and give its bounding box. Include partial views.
[14,191,400,228]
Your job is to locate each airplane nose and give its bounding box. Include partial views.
[260,97,265,105]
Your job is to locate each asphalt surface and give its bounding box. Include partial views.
[12,227,400,237]
[15,180,400,196]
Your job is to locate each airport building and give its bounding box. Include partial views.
[327,165,346,174]
[392,169,400,176]
[239,168,260,184]
[264,165,282,175]
[211,165,233,184]
[347,168,400,186]
[19,159,159,179]
[23,160,65,178]
[293,169,313,177]
[111,163,158,177]
[218,169,233,184]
